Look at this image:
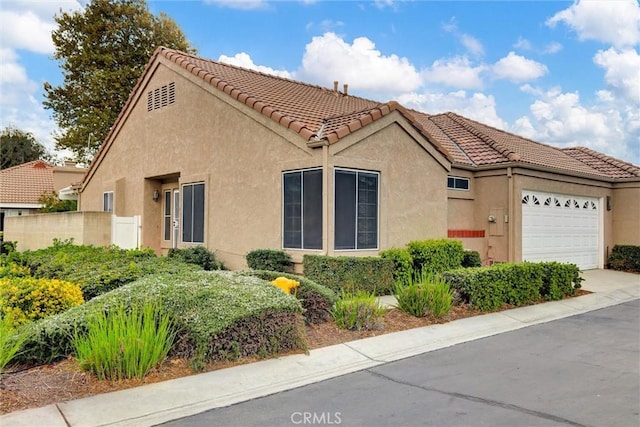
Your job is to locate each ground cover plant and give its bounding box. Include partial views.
[15,270,306,369]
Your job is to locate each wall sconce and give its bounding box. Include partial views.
[152,190,160,202]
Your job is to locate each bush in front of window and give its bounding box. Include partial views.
[245,249,292,272]
[607,245,640,273]
[407,239,465,274]
[168,246,223,271]
[303,255,395,296]
[380,248,414,285]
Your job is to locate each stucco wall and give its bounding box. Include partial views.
[4,211,111,251]
[611,184,640,246]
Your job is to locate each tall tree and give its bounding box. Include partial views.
[44,0,195,162]
[0,127,51,169]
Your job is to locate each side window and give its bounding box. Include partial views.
[103,192,114,213]
[447,176,470,191]
[283,168,322,250]
[335,169,379,250]
[182,183,205,243]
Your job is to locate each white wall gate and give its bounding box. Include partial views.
[111,215,140,249]
[522,191,600,270]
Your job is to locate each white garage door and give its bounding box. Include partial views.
[522,191,600,270]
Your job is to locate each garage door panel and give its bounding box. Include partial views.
[522,191,599,270]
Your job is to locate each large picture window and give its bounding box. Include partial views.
[334,169,379,250]
[182,183,205,243]
[283,169,322,250]
[103,192,113,213]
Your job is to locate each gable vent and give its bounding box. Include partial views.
[147,82,176,112]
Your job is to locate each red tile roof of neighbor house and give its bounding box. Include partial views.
[0,160,54,205]
[87,47,640,183]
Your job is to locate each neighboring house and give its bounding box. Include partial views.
[79,47,640,270]
[0,160,87,232]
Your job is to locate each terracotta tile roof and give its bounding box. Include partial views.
[85,47,638,185]
[0,160,54,205]
[561,147,640,178]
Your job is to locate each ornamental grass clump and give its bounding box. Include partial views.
[0,314,27,375]
[331,290,386,331]
[73,302,175,381]
[395,270,453,318]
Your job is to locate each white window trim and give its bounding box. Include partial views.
[282,167,323,251]
[334,167,380,251]
[447,176,470,191]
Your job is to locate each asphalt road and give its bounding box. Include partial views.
[160,300,640,427]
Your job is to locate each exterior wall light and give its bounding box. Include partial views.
[152,190,160,202]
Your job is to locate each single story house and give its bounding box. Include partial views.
[0,160,86,233]
[79,47,640,270]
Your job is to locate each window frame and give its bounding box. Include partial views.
[333,168,380,251]
[447,176,470,191]
[102,191,114,213]
[282,167,323,250]
[181,182,205,244]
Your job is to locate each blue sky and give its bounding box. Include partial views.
[1,0,639,164]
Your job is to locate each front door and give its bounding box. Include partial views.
[162,187,180,249]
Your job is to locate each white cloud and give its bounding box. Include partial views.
[547,0,640,48]
[512,86,639,163]
[297,32,422,95]
[543,42,563,54]
[492,52,548,83]
[398,90,506,129]
[0,10,56,54]
[593,47,640,105]
[460,34,484,56]
[423,56,486,89]
[203,0,268,10]
[218,52,293,78]
[514,37,533,51]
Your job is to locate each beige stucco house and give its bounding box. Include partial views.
[79,47,640,270]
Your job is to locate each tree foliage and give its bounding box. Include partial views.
[38,191,78,213]
[0,127,51,170]
[44,0,195,162]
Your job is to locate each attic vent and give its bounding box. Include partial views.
[146,82,176,112]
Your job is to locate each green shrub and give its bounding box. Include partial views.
[246,249,292,272]
[395,270,452,318]
[407,239,464,274]
[16,270,305,367]
[303,255,395,296]
[0,277,84,327]
[0,314,27,374]
[0,261,30,278]
[607,245,640,273]
[237,270,337,324]
[1,240,16,255]
[167,246,223,271]
[443,262,582,311]
[73,302,174,380]
[9,244,201,300]
[331,290,386,331]
[380,248,414,285]
[462,250,482,268]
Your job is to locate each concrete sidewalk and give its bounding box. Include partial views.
[2,269,638,427]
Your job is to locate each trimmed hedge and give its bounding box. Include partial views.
[236,270,337,324]
[15,270,306,366]
[462,250,482,268]
[443,262,582,311]
[246,249,292,272]
[407,239,465,274]
[303,255,395,296]
[380,248,414,285]
[607,245,640,273]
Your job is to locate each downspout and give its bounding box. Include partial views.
[322,143,330,256]
[507,167,514,262]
